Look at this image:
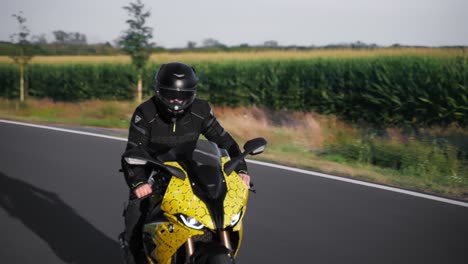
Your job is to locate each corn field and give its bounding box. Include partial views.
[0,51,466,127]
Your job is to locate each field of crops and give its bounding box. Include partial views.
[0,48,467,126]
[0,48,466,64]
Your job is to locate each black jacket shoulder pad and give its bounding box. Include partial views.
[190,98,212,120]
[136,96,158,122]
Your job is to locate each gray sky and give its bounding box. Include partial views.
[1,0,467,48]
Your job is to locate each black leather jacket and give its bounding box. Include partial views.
[122,96,248,190]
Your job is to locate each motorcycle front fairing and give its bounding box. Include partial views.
[143,140,249,264]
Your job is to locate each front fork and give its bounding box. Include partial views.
[220,231,232,252]
[185,237,195,258]
[184,230,233,260]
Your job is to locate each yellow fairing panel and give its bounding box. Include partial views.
[145,217,204,264]
[151,159,249,262]
[161,161,215,230]
[222,159,249,229]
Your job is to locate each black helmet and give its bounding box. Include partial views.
[154,62,198,115]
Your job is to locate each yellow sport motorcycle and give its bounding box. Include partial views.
[123,138,267,264]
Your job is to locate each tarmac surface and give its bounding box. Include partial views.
[1,120,467,264]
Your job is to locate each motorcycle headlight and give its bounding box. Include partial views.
[179,214,204,230]
[230,211,242,227]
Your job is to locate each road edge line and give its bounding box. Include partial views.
[0,119,127,141]
[2,119,467,208]
[247,159,468,208]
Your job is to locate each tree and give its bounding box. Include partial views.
[263,40,279,48]
[187,41,197,49]
[202,38,224,48]
[53,30,68,44]
[52,30,87,45]
[31,34,48,44]
[9,12,34,102]
[119,0,154,102]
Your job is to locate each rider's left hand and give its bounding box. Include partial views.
[134,183,153,198]
[238,173,250,189]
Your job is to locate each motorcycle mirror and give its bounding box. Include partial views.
[122,148,186,180]
[243,137,267,156]
[224,138,268,176]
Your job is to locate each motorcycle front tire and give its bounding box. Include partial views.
[178,252,234,264]
[206,254,234,264]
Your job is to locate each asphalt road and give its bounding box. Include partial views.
[1,120,467,264]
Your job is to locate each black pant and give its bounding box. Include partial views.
[123,195,150,264]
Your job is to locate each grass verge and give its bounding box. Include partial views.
[1,97,467,200]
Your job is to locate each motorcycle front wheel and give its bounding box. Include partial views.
[171,244,234,264]
[205,254,234,264]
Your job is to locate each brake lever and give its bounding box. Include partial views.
[135,169,160,201]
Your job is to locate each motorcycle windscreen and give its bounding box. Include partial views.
[190,140,227,199]
[192,140,223,167]
[190,140,228,229]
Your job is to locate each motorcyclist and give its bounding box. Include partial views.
[119,62,250,264]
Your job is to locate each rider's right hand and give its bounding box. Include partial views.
[135,183,153,198]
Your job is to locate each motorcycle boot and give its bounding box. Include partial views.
[119,237,148,264]
[118,231,136,264]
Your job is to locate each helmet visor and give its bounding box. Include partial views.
[159,88,196,110]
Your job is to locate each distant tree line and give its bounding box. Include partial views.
[0,29,120,56]
[3,34,463,56]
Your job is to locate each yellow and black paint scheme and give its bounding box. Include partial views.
[144,156,249,264]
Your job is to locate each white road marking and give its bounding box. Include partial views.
[0,119,127,141]
[247,159,468,208]
[1,119,467,208]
